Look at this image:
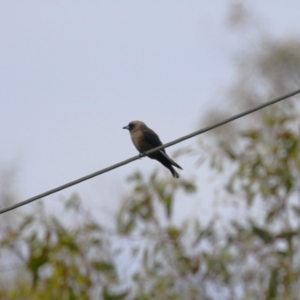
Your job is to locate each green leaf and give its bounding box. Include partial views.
[182,181,196,193]
[92,261,115,274]
[266,268,278,299]
[252,225,274,244]
[167,227,181,240]
[18,215,34,231]
[102,286,128,300]
[241,130,260,140]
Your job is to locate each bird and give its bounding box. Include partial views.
[123,120,182,178]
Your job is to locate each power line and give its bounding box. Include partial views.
[1,88,300,215]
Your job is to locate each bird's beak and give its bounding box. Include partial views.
[123,125,130,130]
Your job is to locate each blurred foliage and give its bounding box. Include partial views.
[0,197,125,300]
[1,9,300,300]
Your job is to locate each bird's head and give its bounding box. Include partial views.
[123,121,145,131]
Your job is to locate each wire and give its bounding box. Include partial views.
[1,88,300,215]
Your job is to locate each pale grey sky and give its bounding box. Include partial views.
[1,1,300,223]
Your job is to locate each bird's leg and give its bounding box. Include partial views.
[139,152,146,159]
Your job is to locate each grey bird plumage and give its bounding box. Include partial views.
[123,121,182,178]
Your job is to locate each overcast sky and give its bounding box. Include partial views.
[1,1,300,224]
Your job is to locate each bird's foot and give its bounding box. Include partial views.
[139,152,146,159]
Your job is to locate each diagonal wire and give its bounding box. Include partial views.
[1,88,300,215]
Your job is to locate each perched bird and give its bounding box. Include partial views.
[123,120,182,178]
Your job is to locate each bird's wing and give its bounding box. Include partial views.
[142,129,163,148]
[142,128,182,170]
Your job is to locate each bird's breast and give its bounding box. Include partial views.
[131,132,152,152]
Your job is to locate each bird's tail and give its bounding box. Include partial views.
[160,150,183,170]
[169,166,180,178]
